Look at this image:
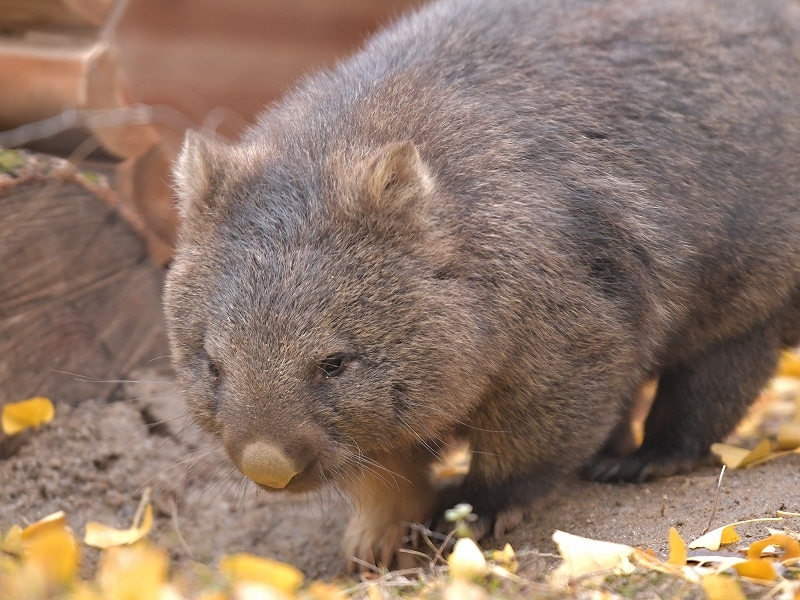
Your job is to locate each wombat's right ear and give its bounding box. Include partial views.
[174,130,214,215]
[359,141,433,219]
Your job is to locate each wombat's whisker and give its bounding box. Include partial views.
[137,449,218,492]
[49,369,173,386]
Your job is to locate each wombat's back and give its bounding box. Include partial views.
[250,0,800,361]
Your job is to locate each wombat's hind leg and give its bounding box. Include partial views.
[585,319,782,483]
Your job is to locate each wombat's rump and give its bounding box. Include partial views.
[164,0,800,566]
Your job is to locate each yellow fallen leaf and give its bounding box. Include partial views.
[732,559,778,582]
[689,525,740,551]
[710,439,772,469]
[447,537,487,581]
[220,553,304,594]
[702,574,746,600]
[234,581,292,600]
[777,350,800,379]
[2,397,54,435]
[668,527,687,565]
[307,581,348,600]
[97,544,169,600]
[747,534,800,562]
[688,517,782,551]
[778,422,800,450]
[14,510,80,586]
[2,525,23,557]
[489,543,518,572]
[551,530,635,586]
[84,489,153,549]
[68,583,102,600]
[85,505,153,549]
[21,511,68,541]
[23,527,80,585]
[747,450,798,469]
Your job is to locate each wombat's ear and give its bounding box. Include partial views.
[174,130,215,215]
[360,141,432,215]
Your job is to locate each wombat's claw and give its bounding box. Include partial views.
[467,505,525,542]
[343,515,410,572]
[583,451,697,483]
[492,506,524,539]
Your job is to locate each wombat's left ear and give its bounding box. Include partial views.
[360,141,433,216]
[174,130,217,216]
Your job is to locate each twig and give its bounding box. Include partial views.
[701,465,726,535]
[349,556,381,573]
[132,486,152,528]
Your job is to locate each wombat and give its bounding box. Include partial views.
[164,0,800,566]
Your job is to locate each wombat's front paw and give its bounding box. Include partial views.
[342,452,436,570]
[583,448,698,483]
[342,512,409,570]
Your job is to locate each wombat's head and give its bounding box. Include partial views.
[164,132,485,493]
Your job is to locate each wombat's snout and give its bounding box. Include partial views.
[239,441,301,489]
[224,432,318,491]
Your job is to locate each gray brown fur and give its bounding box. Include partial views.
[164,0,800,564]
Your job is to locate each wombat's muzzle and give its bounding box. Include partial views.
[224,433,317,491]
[239,441,301,489]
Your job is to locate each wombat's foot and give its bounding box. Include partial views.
[583,449,698,483]
[587,319,782,483]
[342,451,436,571]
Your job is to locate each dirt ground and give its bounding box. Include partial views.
[1,365,799,582]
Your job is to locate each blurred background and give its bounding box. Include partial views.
[0,0,419,412]
[1,0,421,262]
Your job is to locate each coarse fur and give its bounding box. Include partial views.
[164,0,800,567]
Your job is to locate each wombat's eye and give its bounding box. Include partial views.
[317,354,349,378]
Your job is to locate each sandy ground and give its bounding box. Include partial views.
[1,365,799,582]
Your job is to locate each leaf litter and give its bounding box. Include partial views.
[2,351,800,598]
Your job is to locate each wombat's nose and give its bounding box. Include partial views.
[239,441,300,489]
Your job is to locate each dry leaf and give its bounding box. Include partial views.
[2,397,54,435]
[21,511,68,541]
[233,581,291,600]
[702,574,747,600]
[777,351,800,379]
[689,525,740,551]
[732,559,778,582]
[689,518,782,551]
[489,543,518,572]
[84,504,153,549]
[551,530,635,586]
[748,534,800,562]
[778,422,800,450]
[306,581,348,600]
[710,439,772,469]
[668,527,687,565]
[97,544,169,600]
[448,537,487,581]
[24,526,81,585]
[1,525,23,557]
[220,553,304,594]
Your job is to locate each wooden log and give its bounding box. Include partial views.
[0,0,114,32]
[0,36,178,263]
[0,161,170,410]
